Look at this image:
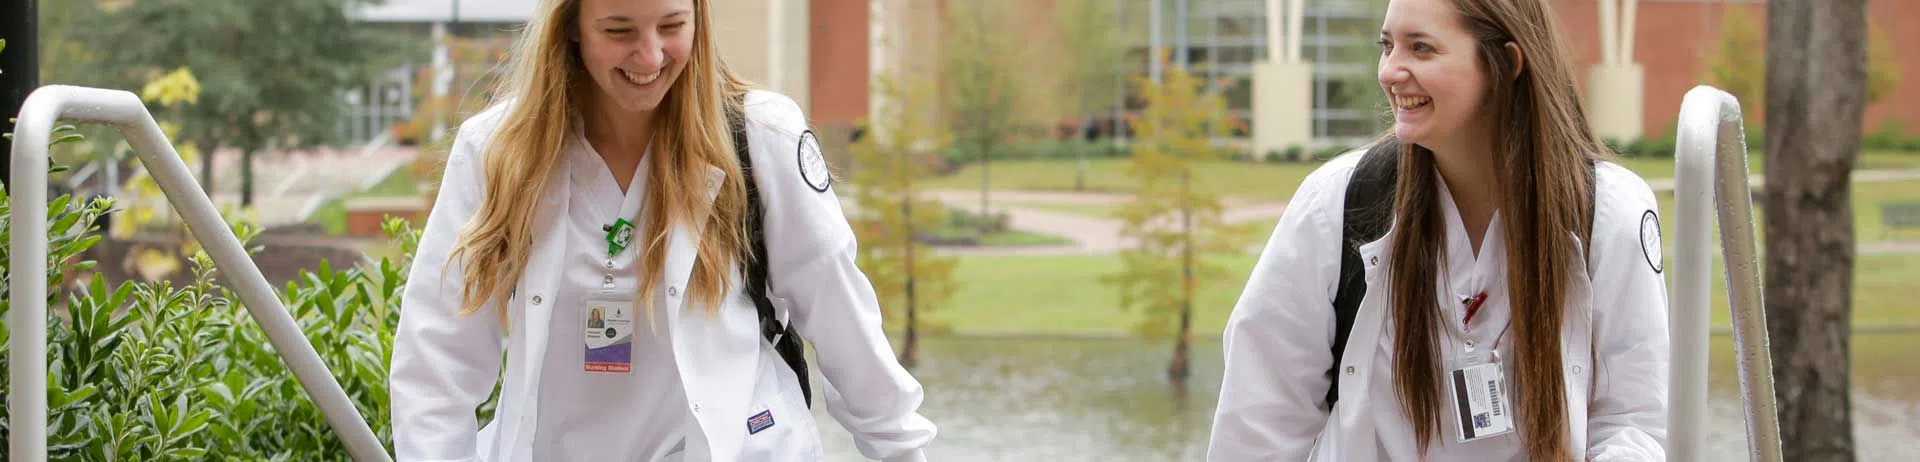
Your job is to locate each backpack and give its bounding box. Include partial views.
[727,97,815,408]
[1323,142,1597,408]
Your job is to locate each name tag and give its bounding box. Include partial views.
[584,290,635,373]
[1450,361,1514,442]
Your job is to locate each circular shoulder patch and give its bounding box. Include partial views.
[797,130,831,193]
[1639,210,1663,274]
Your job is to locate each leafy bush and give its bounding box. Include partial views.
[0,181,460,459]
[1605,135,1680,159]
[941,139,1130,165]
[945,207,1011,235]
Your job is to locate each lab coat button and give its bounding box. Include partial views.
[1345,366,1356,376]
[668,286,679,297]
[692,402,702,413]
[1572,365,1584,375]
[1368,256,1378,266]
[532,295,543,305]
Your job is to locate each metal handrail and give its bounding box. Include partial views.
[9,85,391,462]
[1669,85,1781,462]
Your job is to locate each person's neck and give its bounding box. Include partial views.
[582,97,656,192]
[583,98,656,165]
[1421,129,1500,254]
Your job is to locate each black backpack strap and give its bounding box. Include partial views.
[1584,158,1599,265]
[1326,147,1602,410]
[728,96,814,408]
[1328,142,1401,408]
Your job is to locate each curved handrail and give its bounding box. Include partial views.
[8,85,392,462]
[1669,85,1781,462]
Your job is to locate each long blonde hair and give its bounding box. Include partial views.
[449,0,754,322]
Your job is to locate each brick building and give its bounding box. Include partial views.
[802,0,1917,147]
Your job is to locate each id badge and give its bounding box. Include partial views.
[584,290,636,373]
[1447,351,1514,442]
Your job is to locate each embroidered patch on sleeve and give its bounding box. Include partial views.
[1640,210,1663,274]
[797,130,831,193]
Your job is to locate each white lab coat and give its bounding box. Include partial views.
[1208,150,1670,461]
[389,90,937,462]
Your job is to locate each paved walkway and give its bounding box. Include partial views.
[196,143,421,227]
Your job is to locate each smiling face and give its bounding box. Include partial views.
[1378,0,1494,148]
[575,0,695,118]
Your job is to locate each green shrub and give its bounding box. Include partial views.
[0,182,465,458]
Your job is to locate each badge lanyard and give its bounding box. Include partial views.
[586,155,648,374]
[1448,281,1515,442]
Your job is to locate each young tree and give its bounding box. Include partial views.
[1705,6,1766,115]
[943,0,1026,226]
[849,75,959,368]
[69,0,415,206]
[1764,0,1869,459]
[1104,63,1246,383]
[1051,0,1128,190]
[1706,7,1895,120]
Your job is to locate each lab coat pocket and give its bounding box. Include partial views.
[738,346,823,461]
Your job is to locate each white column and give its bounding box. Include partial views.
[1286,0,1304,63]
[1589,0,1644,142]
[1251,0,1312,159]
[768,0,785,93]
[1150,0,1163,82]
[429,21,451,142]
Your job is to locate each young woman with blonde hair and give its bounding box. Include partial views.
[389,0,936,460]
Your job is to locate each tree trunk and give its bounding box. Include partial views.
[1764,0,1867,460]
[197,133,216,198]
[978,121,992,232]
[901,181,919,368]
[240,147,255,207]
[1169,169,1193,382]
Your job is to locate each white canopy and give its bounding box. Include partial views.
[352,0,536,23]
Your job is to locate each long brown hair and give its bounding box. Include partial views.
[1383,0,1604,458]
[449,0,756,323]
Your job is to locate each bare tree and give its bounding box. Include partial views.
[1763,0,1868,460]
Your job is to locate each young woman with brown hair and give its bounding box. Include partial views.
[1208,0,1669,460]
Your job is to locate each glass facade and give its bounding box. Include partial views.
[1118,0,1389,144]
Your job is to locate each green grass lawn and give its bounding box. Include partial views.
[1652,178,1920,245]
[936,254,1258,336]
[974,229,1074,247]
[923,152,1920,204]
[1613,150,1920,181]
[928,251,1920,336]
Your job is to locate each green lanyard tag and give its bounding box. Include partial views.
[606,218,635,256]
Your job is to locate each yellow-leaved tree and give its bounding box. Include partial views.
[1105,62,1249,383]
[848,75,960,368]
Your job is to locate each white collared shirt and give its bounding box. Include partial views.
[1368,173,1523,461]
[531,132,694,460]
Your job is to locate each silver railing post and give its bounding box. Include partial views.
[9,85,392,462]
[1669,85,1781,462]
